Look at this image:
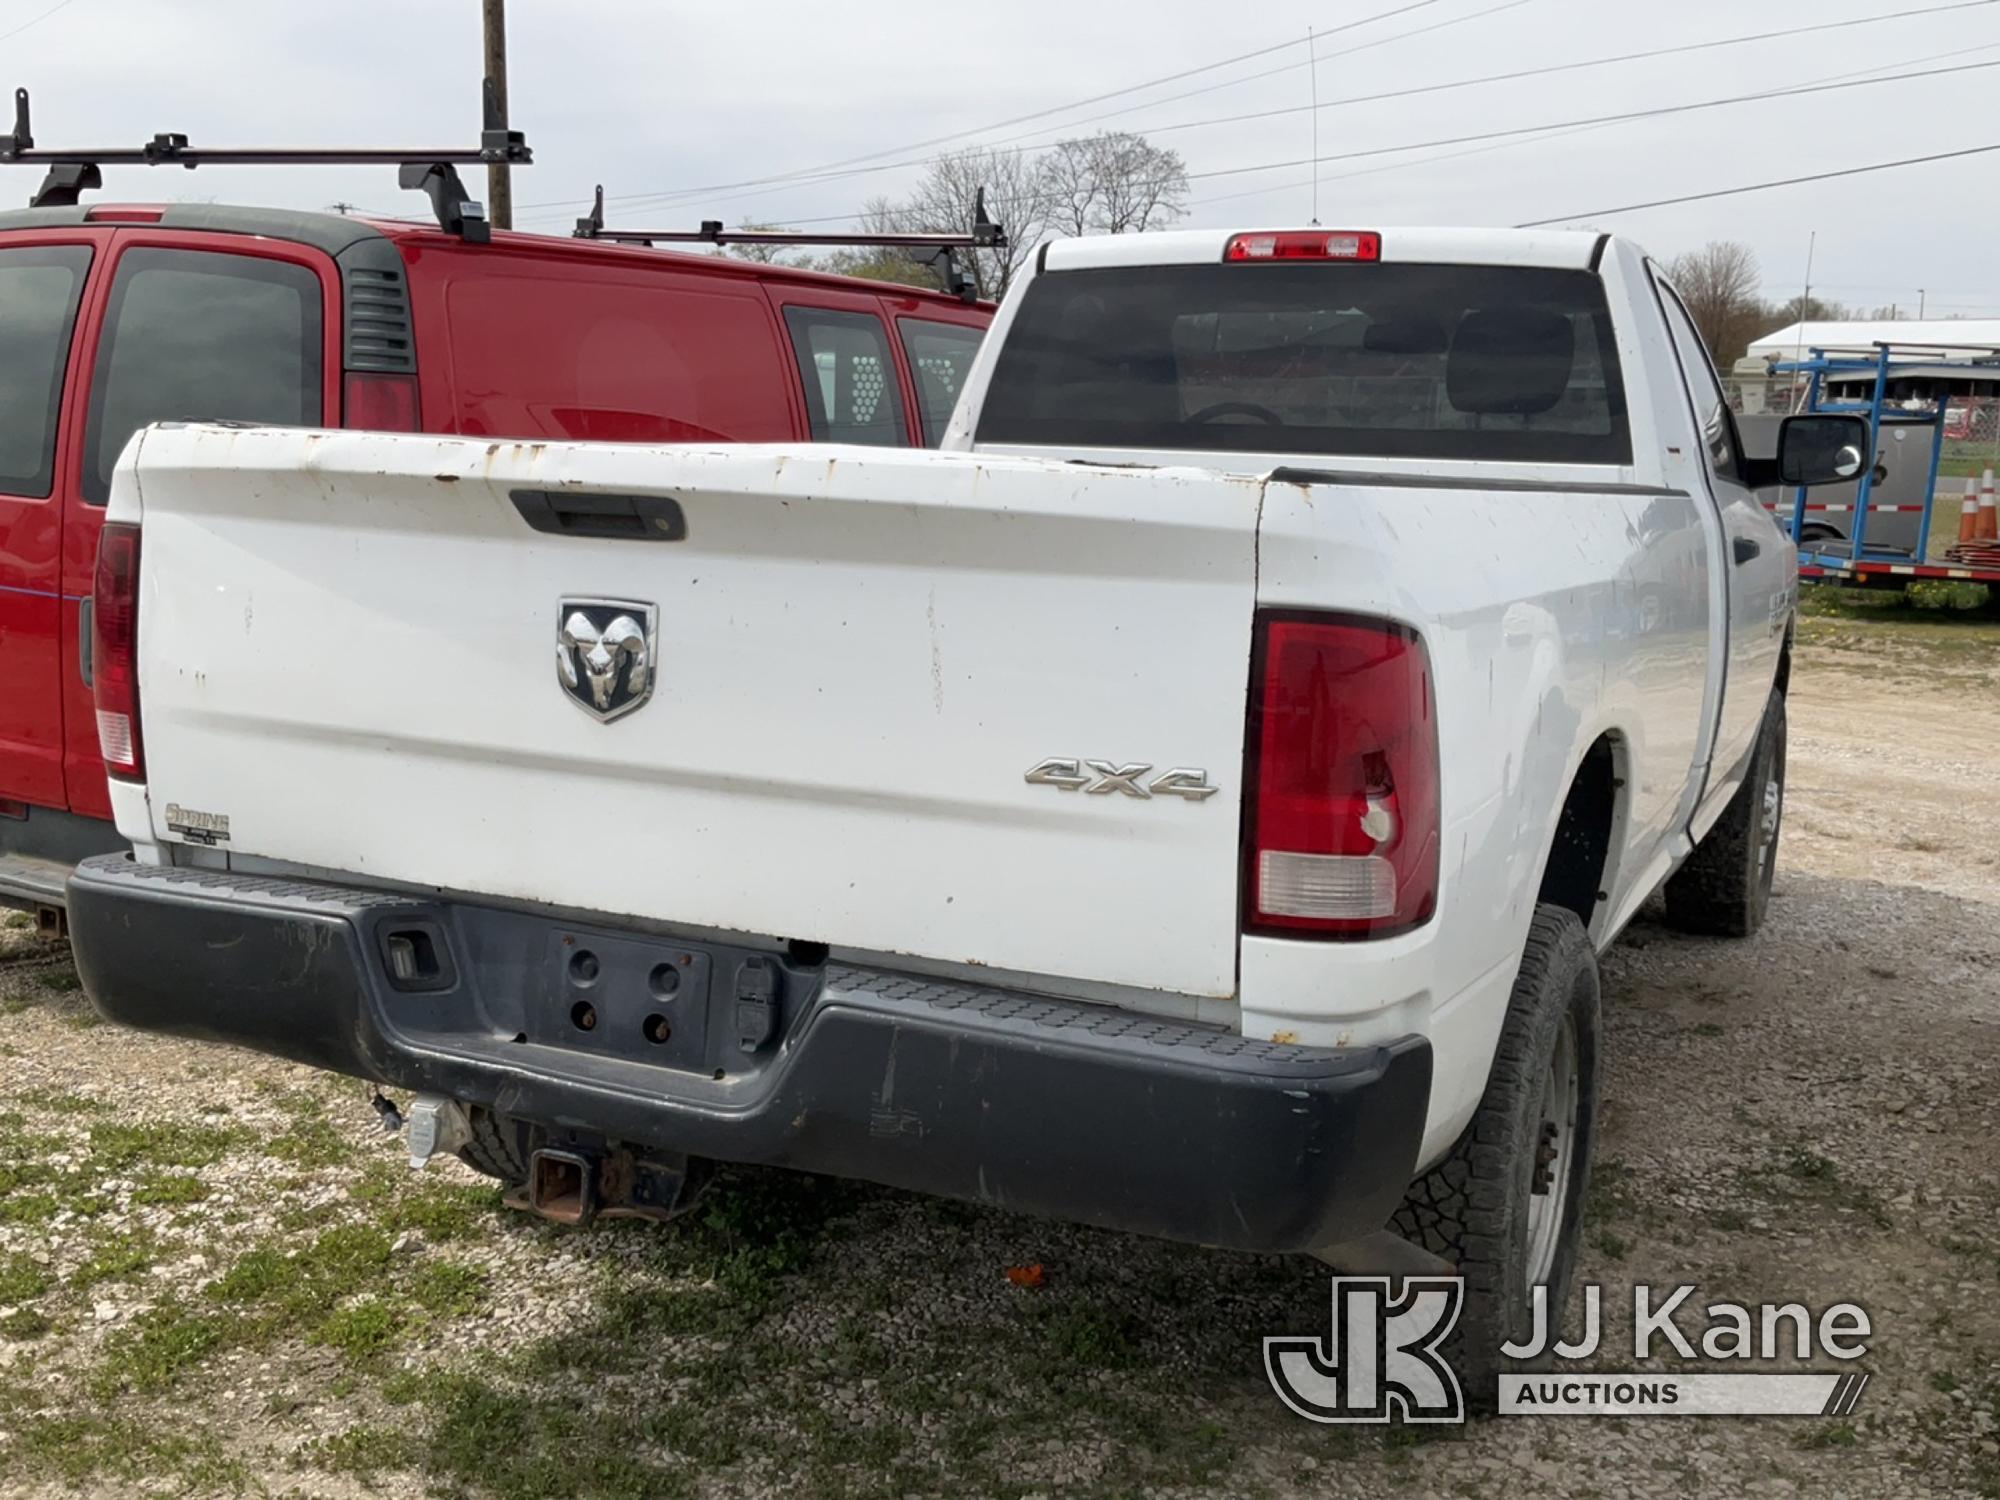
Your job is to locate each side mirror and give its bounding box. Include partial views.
[1777,414,1870,487]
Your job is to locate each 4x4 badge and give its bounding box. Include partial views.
[557,599,658,723]
[1024,759,1218,800]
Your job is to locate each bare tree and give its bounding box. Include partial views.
[1041,132,1189,238]
[889,147,1052,300]
[1664,241,1765,367]
[810,196,966,293]
[715,223,813,269]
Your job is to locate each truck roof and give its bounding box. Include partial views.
[1040,226,1608,274]
[0,201,990,308]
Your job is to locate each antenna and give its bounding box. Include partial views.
[1790,230,1817,414]
[1308,28,1321,226]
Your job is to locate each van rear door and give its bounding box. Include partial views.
[0,227,107,812]
[57,229,339,818]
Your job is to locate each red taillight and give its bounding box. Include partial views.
[92,523,144,783]
[1225,231,1380,263]
[84,205,166,223]
[342,371,422,432]
[1244,613,1438,939]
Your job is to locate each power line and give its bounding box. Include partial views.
[514,0,1447,215]
[1517,141,2000,226]
[1178,55,2000,186]
[1188,32,2000,212]
[0,0,82,43]
[520,0,1534,223]
[531,0,2000,232]
[974,0,1996,153]
[1096,0,2000,152]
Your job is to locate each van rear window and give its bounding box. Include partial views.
[976,262,1630,465]
[84,248,323,504]
[0,244,92,498]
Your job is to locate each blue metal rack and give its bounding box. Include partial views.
[1771,341,2000,587]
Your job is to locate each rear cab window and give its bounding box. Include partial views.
[783,306,908,446]
[83,247,324,503]
[897,318,985,446]
[0,244,94,498]
[976,262,1630,464]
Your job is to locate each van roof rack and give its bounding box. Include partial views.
[571,184,1006,303]
[0,80,530,242]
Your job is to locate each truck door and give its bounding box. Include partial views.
[58,232,339,818]
[1651,275,1785,793]
[0,232,104,811]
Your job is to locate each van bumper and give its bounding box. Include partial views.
[66,853,1430,1254]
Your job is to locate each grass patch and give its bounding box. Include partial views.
[17,1087,111,1116]
[313,1296,403,1359]
[69,1229,154,1293]
[410,1260,488,1317]
[0,1307,51,1339]
[86,1120,247,1173]
[131,1170,209,1206]
[1741,1145,1893,1229]
[304,1171,1297,1500]
[1590,1228,1631,1260]
[94,1298,231,1395]
[266,1096,360,1184]
[4,1408,244,1488]
[0,1251,51,1303]
[1794,1420,1859,1450]
[308,1423,418,1478]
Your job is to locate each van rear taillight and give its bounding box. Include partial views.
[343,372,421,432]
[1244,613,1438,939]
[92,523,144,783]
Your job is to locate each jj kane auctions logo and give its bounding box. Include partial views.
[1267,1279,1873,1422]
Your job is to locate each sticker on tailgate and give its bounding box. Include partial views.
[165,804,232,846]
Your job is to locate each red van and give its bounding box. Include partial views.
[0,203,992,920]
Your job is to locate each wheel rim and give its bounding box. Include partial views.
[1524,1011,1580,1290]
[1756,749,1784,889]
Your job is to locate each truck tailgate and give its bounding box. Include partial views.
[120,426,1262,997]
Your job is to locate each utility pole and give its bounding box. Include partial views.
[1919,288,1928,318]
[482,0,511,230]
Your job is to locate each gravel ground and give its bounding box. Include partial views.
[0,611,1995,1499]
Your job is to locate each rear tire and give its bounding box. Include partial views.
[1392,905,1600,1411]
[1664,692,1786,938]
[457,1106,531,1186]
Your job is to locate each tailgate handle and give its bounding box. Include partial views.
[510,489,687,542]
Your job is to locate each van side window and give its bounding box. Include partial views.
[1655,281,1742,483]
[783,307,907,446]
[84,249,323,504]
[0,244,93,499]
[898,319,985,446]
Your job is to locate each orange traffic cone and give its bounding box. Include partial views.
[1961,479,1981,544]
[1981,469,2000,541]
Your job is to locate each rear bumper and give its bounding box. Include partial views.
[66,854,1430,1254]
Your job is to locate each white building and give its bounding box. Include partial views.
[1745,319,2000,363]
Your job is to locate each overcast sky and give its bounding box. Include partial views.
[10,0,1999,320]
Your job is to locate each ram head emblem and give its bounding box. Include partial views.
[556,599,659,723]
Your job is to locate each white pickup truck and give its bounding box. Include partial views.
[67,226,1867,1399]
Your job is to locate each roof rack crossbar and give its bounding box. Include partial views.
[0,83,529,237]
[572,183,1005,301]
